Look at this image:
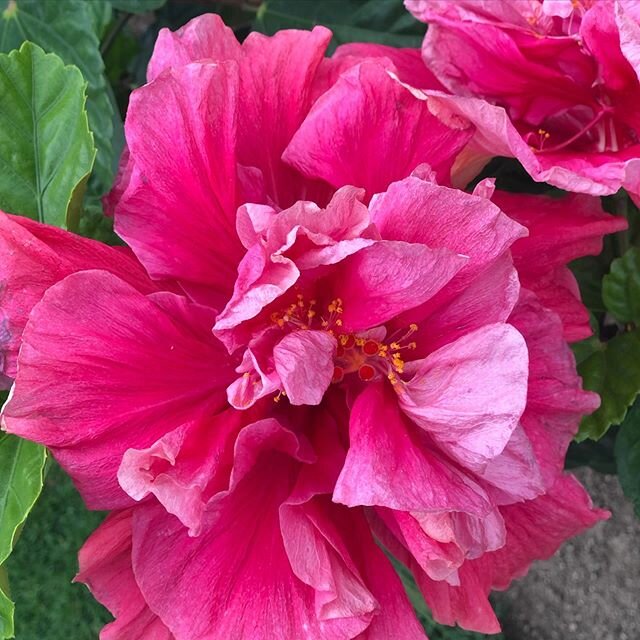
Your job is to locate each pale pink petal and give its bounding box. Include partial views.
[329,240,467,332]
[400,324,529,470]
[274,330,337,405]
[117,407,263,535]
[3,271,233,509]
[334,382,492,515]
[369,176,525,336]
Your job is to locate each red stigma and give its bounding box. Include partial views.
[358,364,376,381]
[362,340,379,356]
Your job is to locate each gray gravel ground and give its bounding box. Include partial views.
[495,468,640,640]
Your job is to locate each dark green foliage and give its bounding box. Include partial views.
[5,465,109,640]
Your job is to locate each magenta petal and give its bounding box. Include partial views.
[510,291,600,486]
[75,510,173,640]
[400,324,529,470]
[132,419,378,640]
[0,212,154,383]
[284,60,473,197]
[332,42,446,90]
[330,240,467,332]
[334,382,491,515]
[117,407,259,535]
[494,190,627,340]
[3,271,232,509]
[274,330,337,405]
[147,13,241,81]
[415,559,501,635]
[415,474,607,634]
[369,176,525,332]
[115,60,244,308]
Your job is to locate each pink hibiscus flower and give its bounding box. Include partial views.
[0,14,624,639]
[406,0,640,198]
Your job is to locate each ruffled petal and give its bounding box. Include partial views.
[132,419,386,640]
[414,474,607,634]
[3,271,233,509]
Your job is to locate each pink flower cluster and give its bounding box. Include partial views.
[0,10,630,639]
[406,0,640,199]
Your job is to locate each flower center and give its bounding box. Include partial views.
[332,326,418,386]
[270,293,418,387]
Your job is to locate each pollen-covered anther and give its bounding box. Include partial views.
[273,390,287,403]
[271,294,318,330]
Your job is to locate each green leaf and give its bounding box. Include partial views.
[0,42,95,228]
[565,427,618,474]
[602,247,640,324]
[0,433,47,639]
[0,566,12,640]
[256,0,425,52]
[571,256,607,315]
[615,401,640,518]
[0,0,117,195]
[87,0,113,40]
[577,330,640,441]
[109,0,167,12]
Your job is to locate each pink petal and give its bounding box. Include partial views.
[369,176,525,335]
[430,92,640,197]
[215,188,376,351]
[329,240,467,332]
[487,474,609,588]
[147,13,241,81]
[332,42,446,90]
[415,253,521,354]
[334,382,492,515]
[145,14,336,208]
[415,558,500,635]
[274,330,337,405]
[510,291,600,486]
[0,213,154,383]
[132,419,377,640]
[493,190,627,340]
[75,510,173,640]
[400,324,529,470]
[114,61,243,308]
[237,27,333,207]
[117,407,262,535]
[284,60,473,197]
[3,271,232,509]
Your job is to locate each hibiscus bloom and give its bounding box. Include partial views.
[0,15,623,639]
[406,0,640,198]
